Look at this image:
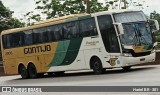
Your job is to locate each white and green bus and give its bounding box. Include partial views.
[1,9,159,79]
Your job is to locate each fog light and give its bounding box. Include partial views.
[123,53,132,57]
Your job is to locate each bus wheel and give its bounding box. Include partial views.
[28,64,38,79]
[18,64,29,79]
[122,66,131,71]
[91,57,104,74]
[54,71,65,76]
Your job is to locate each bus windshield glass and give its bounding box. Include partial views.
[114,11,147,23]
[113,11,152,46]
[121,22,152,45]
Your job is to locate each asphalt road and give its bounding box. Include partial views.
[0,65,160,86]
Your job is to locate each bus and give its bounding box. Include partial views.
[1,9,159,79]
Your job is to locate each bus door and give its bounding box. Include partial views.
[97,15,121,66]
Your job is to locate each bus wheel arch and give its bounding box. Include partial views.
[18,63,29,79]
[27,62,38,79]
[90,56,105,74]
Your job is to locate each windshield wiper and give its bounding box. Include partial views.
[134,24,149,45]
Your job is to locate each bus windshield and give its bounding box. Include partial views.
[114,11,147,23]
[113,11,152,46]
[120,22,153,46]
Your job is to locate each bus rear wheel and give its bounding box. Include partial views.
[19,65,29,79]
[91,57,104,74]
[28,64,38,79]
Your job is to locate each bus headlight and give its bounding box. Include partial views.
[123,53,132,57]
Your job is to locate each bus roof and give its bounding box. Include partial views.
[1,13,90,35]
[1,9,141,35]
[91,9,141,16]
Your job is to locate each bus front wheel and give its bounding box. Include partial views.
[91,57,104,74]
[18,64,29,79]
[28,64,38,79]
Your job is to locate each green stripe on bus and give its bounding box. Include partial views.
[49,38,83,66]
[60,38,83,66]
[50,40,70,66]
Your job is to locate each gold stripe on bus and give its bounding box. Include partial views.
[2,42,58,74]
[132,46,152,53]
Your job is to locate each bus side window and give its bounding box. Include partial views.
[47,26,56,42]
[98,15,120,53]
[65,21,80,39]
[53,25,61,41]
[33,28,48,44]
[80,18,98,37]
[24,30,33,45]
[2,35,11,49]
[38,27,48,43]
[19,32,25,46]
[62,23,69,39]
[9,33,23,48]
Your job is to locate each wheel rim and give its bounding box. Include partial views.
[20,67,25,74]
[94,61,100,70]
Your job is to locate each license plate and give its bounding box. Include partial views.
[140,58,145,61]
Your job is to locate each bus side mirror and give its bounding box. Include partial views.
[153,42,158,47]
[114,23,124,35]
[149,19,159,33]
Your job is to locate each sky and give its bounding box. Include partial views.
[1,0,160,20]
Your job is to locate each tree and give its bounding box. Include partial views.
[0,0,24,32]
[25,0,111,22]
[150,11,160,24]
[149,11,160,42]
[26,0,147,22]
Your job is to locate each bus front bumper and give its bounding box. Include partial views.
[118,52,155,66]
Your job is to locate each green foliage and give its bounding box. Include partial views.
[155,35,160,42]
[150,11,160,43]
[0,1,24,32]
[26,0,111,21]
[150,11,160,24]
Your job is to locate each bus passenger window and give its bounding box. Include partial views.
[24,30,33,45]
[2,35,11,49]
[9,33,23,48]
[33,28,48,44]
[65,21,79,39]
[62,23,69,39]
[53,25,61,41]
[80,18,98,37]
[47,26,56,42]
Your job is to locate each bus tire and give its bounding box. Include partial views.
[91,57,104,74]
[28,64,38,79]
[122,66,131,71]
[18,64,29,79]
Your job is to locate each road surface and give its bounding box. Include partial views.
[0,65,160,86]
